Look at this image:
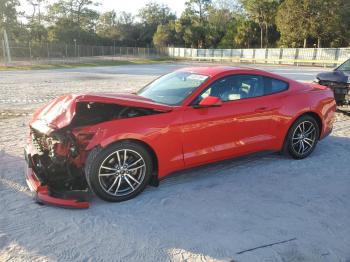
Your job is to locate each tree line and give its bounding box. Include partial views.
[1,0,350,49]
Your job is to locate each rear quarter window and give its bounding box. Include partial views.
[264,77,289,95]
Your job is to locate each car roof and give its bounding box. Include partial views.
[176,66,255,77]
[175,66,296,84]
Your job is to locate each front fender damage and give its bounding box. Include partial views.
[25,94,169,208]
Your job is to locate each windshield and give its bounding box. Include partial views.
[337,59,350,71]
[137,71,209,105]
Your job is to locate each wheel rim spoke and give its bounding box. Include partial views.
[293,140,301,145]
[304,124,313,133]
[99,172,117,177]
[114,176,122,194]
[297,125,302,133]
[101,166,118,171]
[126,174,141,185]
[124,176,135,190]
[305,128,315,136]
[128,158,142,168]
[116,151,122,166]
[108,176,120,192]
[303,139,313,147]
[298,141,303,154]
[304,137,313,142]
[123,150,127,165]
[128,164,145,172]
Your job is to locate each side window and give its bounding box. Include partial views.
[197,74,265,102]
[263,77,288,95]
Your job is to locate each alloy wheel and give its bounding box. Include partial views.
[98,149,146,196]
[291,120,317,156]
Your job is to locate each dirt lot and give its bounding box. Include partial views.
[0,63,350,262]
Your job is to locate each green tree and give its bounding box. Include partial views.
[234,16,260,48]
[217,19,237,48]
[138,2,176,46]
[276,0,347,48]
[335,0,350,47]
[308,0,344,47]
[0,0,29,45]
[206,5,233,47]
[179,0,212,47]
[27,0,45,24]
[47,0,99,43]
[0,0,20,32]
[276,0,312,47]
[96,10,120,42]
[153,21,176,47]
[28,22,47,43]
[26,0,48,43]
[240,0,280,48]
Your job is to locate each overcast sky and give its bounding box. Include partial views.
[19,0,188,17]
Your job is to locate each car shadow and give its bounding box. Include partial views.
[1,135,350,261]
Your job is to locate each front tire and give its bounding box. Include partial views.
[85,142,153,202]
[284,115,320,159]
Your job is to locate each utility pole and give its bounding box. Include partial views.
[74,39,77,57]
[1,39,6,65]
[3,29,12,64]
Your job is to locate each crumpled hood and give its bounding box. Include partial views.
[30,93,173,134]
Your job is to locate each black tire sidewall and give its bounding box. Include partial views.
[86,142,153,202]
[285,115,320,159]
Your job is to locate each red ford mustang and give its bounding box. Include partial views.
[24,66,336,208]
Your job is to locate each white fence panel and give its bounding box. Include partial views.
[315,48,337,61]
[267,48,281,60]
[213,49,222,57]
[231,49,242,58]
[281,48,297,64]
[338,48,350,62]
[222,49,232,57]
[241,49,254,59]
[166,47,350,66]
[179,48,185,57]
[185,48,193,57]
[197,49,206,57]
[255,49,266,60]
[281,48,297,59]
[297,48,315,60]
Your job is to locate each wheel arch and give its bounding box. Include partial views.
[283,110,323,145]
[301,112,323,138]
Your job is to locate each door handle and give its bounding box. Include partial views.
[255,107,268,113]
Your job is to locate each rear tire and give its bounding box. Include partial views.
[283,115,320,159]
[85,141,153,202]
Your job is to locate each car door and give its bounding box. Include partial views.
[181,74,282,167]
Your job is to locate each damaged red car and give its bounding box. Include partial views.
[24,66,336,208]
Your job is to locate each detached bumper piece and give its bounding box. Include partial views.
[24,150,90,209]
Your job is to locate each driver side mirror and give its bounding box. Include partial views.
[195,96,222,108]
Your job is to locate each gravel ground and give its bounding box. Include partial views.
[0,63,349,262]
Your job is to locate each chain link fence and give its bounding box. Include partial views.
[0,43,169,66]
[1,42,350,67]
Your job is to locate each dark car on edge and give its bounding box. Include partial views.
[315,58,350,106]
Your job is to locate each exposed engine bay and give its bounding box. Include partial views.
[26,101,163,205]
[71,102,161,127]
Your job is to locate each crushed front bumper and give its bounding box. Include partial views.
[24,146,90,209]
